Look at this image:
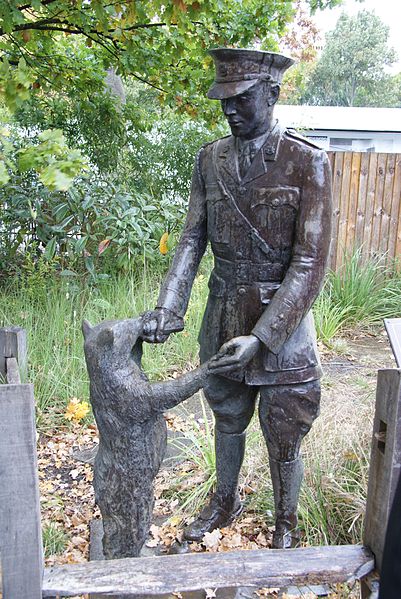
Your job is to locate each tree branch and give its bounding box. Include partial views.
[131,73,166,94]
[1,16,206,38]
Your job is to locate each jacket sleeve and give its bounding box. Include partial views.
[252,148,332,354]
[156,148,208,318]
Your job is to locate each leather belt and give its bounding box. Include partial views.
[214,257,285,284]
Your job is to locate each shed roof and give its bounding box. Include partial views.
[275,105,401,133]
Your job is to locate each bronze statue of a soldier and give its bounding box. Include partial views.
[143,48,332,549]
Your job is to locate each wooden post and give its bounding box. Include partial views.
[0,327,27,382]
[0,329,43,599]
[384,318,401,367]
[364,369,401,571]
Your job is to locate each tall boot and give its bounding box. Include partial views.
[269,456,304,549]
[183,430,245,541]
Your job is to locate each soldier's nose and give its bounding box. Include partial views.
[222,98,237,115]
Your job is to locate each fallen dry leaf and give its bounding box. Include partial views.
[203,528,222,551]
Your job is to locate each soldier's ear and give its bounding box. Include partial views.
[82,319,93,339]
[267,83,280,107]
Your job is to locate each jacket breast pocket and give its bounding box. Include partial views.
[251,187,300,249]
[206,193,230,245]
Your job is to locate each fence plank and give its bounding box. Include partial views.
[6,357,21,384]
[328,151,343,271]
[0,327,27,382]
[346,152,361,250]
[336,152,352,268]
[0,383,43,598]
[42,544,374,596]
[370,153,387,257]
[364,369,401,572]
[354,153,369,254]
[393,154,401,262]
[379,153,396,257]
[363,152,378,262]
[388,154,401,257]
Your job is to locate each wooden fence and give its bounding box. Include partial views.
[2,325,401,597]
[328,152,401,271]
[0,328,43,598]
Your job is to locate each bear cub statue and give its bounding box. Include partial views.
[82,316,208,559]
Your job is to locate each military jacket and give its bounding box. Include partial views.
[157,121,333,385]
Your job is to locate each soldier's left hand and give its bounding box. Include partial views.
[209,335,261,375]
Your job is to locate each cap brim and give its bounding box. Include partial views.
[207,79,258,100]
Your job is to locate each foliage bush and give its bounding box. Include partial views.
[0,171,188,278]
[1,93,222,280]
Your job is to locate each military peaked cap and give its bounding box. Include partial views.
[207,48,294,100]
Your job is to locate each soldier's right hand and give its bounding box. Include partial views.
[141,308,184,344]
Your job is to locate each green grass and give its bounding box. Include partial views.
[167,398,217,515]
[313,289,354,348]
[42,523,69,558]
[313,249,401,346]
[0,261,210,430]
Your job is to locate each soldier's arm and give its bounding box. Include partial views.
[142,149,208,342]
[157,148,208,316]
[252,148,333,354]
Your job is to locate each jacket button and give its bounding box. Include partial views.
[272,198,280,207]
[271,323,278,330]
[238,287,246,295]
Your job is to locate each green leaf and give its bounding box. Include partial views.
[44,237,57,260]
[0,161,10,185]
[84,255,96,278]
[74,236,88,254]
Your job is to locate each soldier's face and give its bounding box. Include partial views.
[221,81,278,140]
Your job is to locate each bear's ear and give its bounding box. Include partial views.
[97,327,114,347]
[82,319,93,339]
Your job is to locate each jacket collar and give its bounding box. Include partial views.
[216,120,283,185]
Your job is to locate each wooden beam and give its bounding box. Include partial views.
[0,327,27,381]
[364,369,401,571]
[6,357,21,384]
[42,544,374,596]
[384,318,401,368]
[0,383,43,598]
